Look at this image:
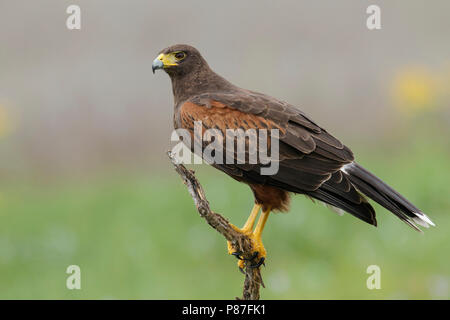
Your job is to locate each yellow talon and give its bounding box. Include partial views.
[227,204,260,256]
[227,204,270,270]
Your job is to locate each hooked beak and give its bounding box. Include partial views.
[152,53,179,74]
[152,57,164,74]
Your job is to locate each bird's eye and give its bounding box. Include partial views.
[174,52,186,60]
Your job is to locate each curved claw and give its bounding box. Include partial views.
[232,251,244,260]
[249,257,265,269]
[232,251,259,262]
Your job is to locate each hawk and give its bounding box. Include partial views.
[152,44,435,270]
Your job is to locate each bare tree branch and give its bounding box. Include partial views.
[167,151,264,300]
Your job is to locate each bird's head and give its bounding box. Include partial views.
[152,44,209,78]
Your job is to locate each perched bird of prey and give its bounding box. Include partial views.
[152,44,435,270]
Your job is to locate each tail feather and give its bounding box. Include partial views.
[305,170,377,226]
[309,187,377,226]
[342,162,435,231]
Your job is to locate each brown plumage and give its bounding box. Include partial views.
[153,44,434,231]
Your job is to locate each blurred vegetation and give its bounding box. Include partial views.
[0,127,449,299]
[391,65,446,114]
[0,0,449,300]
[0,104,12,139]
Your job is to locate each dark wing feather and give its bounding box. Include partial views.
[177,92,376,225]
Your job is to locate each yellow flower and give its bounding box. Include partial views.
[392,67,438,114]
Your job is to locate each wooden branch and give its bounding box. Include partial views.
[167,151,264,300]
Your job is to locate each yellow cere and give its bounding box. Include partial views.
[156,52,180,67]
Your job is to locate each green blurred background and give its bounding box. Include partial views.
[0,1,449,299]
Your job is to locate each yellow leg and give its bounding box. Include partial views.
[254,206,270,238]
[227,204,261,254]
[250,206,270,259]
[227,205,271,270]
[241,204,261,233]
